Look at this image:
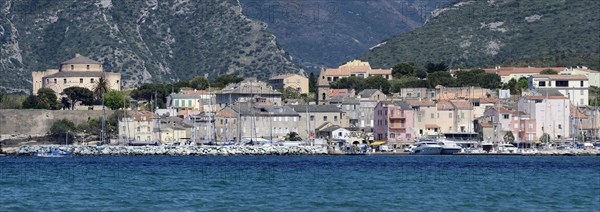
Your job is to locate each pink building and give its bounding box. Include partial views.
[483,106,537,143]
[374,101,414,145]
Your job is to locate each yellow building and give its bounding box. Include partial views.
[269,74,309,94]
[559,66,600,88]
[31,54,121,96]
[317,60,392,104]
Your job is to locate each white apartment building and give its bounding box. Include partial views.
[529,75,589,106]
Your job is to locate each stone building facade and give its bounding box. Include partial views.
[31,54,121,96]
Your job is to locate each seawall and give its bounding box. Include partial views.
[0,109,114,138]
[16,145,328,156]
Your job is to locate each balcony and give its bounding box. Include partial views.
[389,114,406,120]
[389,125,406,130]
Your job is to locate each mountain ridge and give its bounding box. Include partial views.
[0,0,300,93]
[361,0,600,70]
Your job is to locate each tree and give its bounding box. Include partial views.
[21,88,59,109]
[93,77,109,101]
[36,88,59,110]
[392,62,419,78]
[309,72,318,93]
[415,69,428,79]
[0,92,4,104]
[504,78,518,94]
[62,87,94,110]
[285,132,302,141]
[539,133,551,144]
[210,74,244,88]
[130,83,170,108]
[330,76,366,92]
[426,71,455,87]
[364,76,390,94]
[77,118,100,136]
[189,76,209,90]
[22,95,41,109]
[503,131,515,143]
[479,73,502,89]
[104,90,127,110]
[456,69,485,86]
[282,87,302,100]
[515,77,529,94]
[425,62,449,73]
[49,119,77,135]
[540,69,558,75]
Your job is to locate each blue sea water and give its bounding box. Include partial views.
[1,156,599,211]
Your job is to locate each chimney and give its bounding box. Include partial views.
[75,53,81,57]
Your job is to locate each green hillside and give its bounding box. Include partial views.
[0,0,299,93]
[361,0,600,70]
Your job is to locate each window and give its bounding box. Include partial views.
[181,100,185,107]
[431,113,434,119]
[71,65,74,70]
[580,81,584,87]
[417,114,422,122]
[323,116,328,121]
[558,124,562,129]
[86,65,90,70]
[175,100,179,107]
[334,116,338,121]
[538,81,546,87]
[580,90,584,95]
[91,78,95,83]
[529,124,533,129]
[580,98,584,105]
[503,114,509,119]
[449,113,452,118]
[555,80,568,87]
[80,78,83,83]
[338,132,342,137]
[63,79,67,84]
[310,115,315,121]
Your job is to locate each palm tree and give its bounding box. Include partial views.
[94,77,109,101]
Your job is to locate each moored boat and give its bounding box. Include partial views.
[438,139,463,155]
[35,150,72,157]
[411,140,443,155]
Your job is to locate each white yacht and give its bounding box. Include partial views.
[438,139,463,155]
[411,140,443,155]
[497,143,518,154]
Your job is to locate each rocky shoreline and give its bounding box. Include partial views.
[15,145,328,156]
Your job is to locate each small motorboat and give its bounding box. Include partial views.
[35,150,72,158]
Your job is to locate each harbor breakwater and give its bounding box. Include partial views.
[16,145,328,156]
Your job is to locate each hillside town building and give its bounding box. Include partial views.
[268,74,309,94]
[31,54,121,96]
[317,60,392,104]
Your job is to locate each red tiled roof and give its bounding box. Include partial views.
[480,98,500,104]
[483,67,567,76]
[526,95,569,100]
[406,99,436,107]
[328,89,351,97]
[216,110,235,118]
[479,122,493,127]
[532,74,588,80]
[437,100,455,110]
